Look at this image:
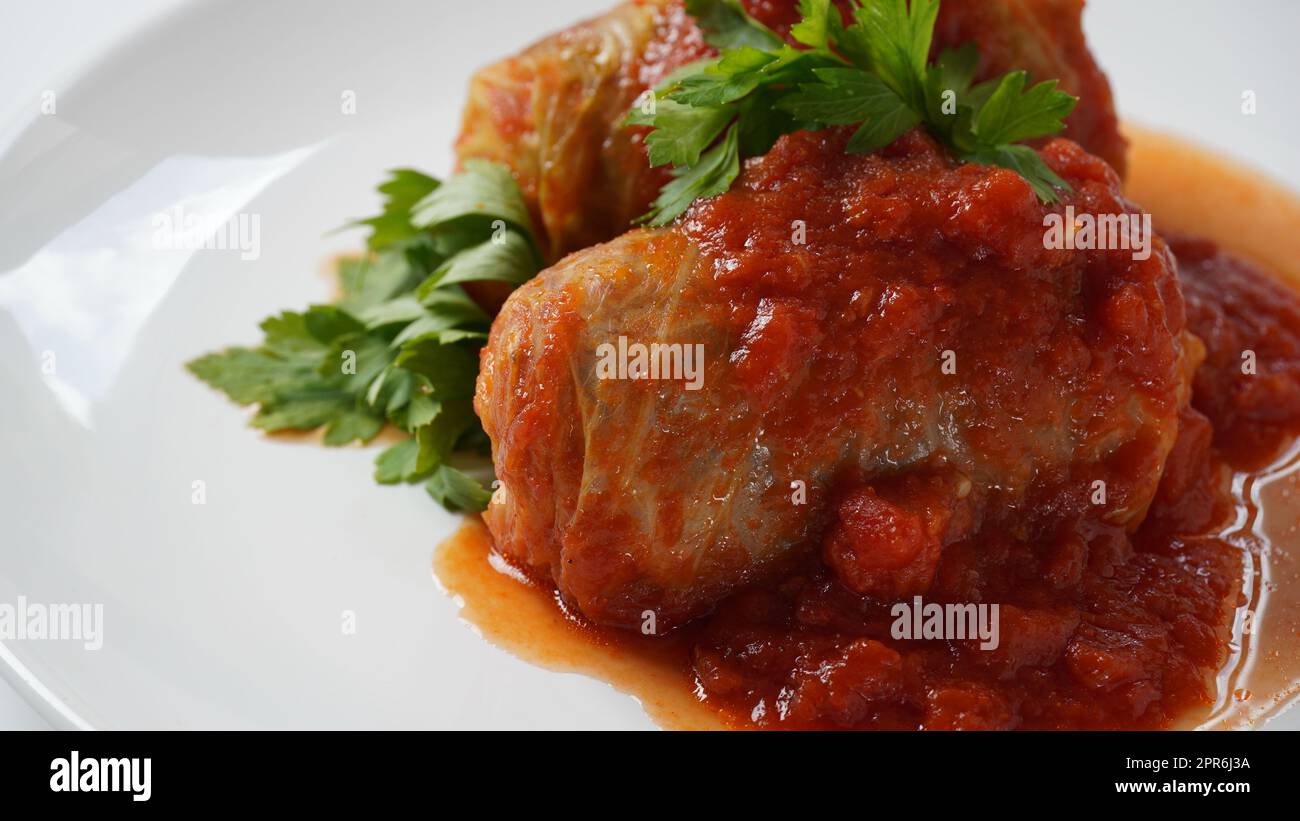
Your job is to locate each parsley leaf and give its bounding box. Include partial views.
[971,71,1077,147]
[779,67,896,125]
[189,161,543,513]
[640,122,741,226]
[789,0,841,51]
[685,0,785,51]
[374,438,422,484]
[188,344,321,406]
[419,230,539,289]
[426,464,495,513]
[351,169,439,251]
[667,48,780,108]
[411,159,534,237]
[849,0,939,109]
[846,103,921,153]
[642,99,736,168]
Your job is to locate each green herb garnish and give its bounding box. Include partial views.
[188,161,543,512]
[629,0,1078,224]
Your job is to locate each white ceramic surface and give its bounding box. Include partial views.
[1,0,1297,730]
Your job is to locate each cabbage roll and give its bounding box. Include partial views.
[475,129,1194,629]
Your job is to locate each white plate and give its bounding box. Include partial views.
[1,0,1298,730]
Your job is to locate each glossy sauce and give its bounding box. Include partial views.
[433,517,732,729]
[1124,126,1300,728]
[434,127,1300,730]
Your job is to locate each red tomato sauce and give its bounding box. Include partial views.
[651,130,1265,730]
[683,237,1300,729]
[688,433,1244,729]
[1173,236,1300,468]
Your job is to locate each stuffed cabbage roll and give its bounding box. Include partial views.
[475,128,1195,630]
[456,0,1127,261]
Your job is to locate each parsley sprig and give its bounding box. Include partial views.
[629,0,1078,224]
[188,161,543,512]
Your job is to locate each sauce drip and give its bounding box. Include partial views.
[433,517,731,729]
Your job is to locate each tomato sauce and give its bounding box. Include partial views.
[661,127,1229,729]
[436,127,1300,730]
